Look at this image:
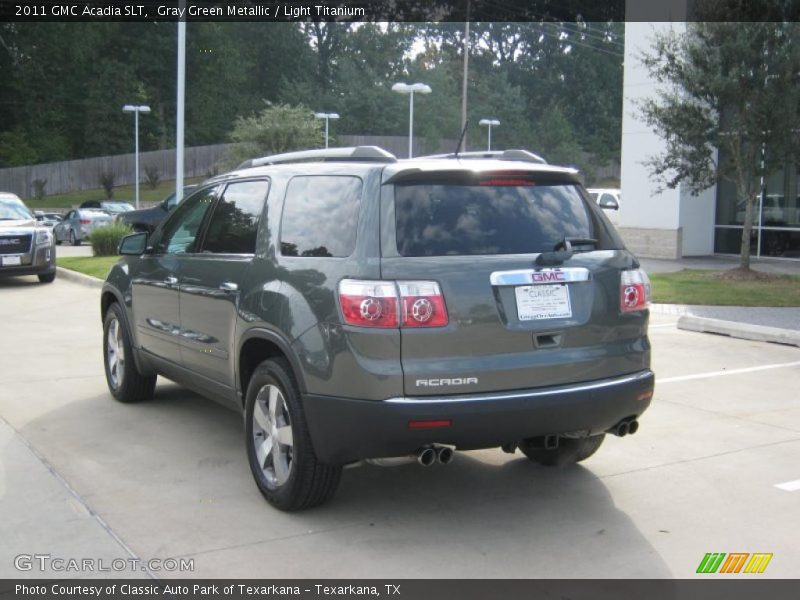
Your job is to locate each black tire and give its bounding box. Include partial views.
[103,303,156,403]
[519,434,605,467]
[55,237,62,246]
[245,358,341,511]
[70,229,80,246]
[38,271,56,283]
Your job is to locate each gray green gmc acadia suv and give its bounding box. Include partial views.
[100,147,654,511]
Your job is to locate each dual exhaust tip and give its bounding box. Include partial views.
[610,418,640,438]
[417,445,454,466]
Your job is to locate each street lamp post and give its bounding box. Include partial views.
[314,112,340,149]
[122,104,151,209]
[479,118,500,151]
[391,82,432,158]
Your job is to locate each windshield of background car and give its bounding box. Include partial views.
[394,182,612,256]
[0,200,33,220]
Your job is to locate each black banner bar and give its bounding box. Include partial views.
[2,580,800,600]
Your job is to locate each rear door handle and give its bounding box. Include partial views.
[165,276,179,285]
[219,282,238,292]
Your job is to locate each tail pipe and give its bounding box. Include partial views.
[609,418,640,438]
[417,446,437,467]
[436,445,454,465]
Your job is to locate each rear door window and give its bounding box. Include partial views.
[200,180,269,254]
[280,176,362,257]
[394,183,594,256]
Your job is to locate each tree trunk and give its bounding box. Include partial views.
[738,180,756,271]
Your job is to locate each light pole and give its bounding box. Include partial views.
[314,112,340,149]
[392,82,432,158]
[122,104,151,209]
[479,119,500,151]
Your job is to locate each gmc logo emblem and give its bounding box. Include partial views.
[531,271,566,283]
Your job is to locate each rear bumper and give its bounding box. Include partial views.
[303,370,655,465]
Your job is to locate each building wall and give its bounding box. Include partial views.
[619,4,718,259]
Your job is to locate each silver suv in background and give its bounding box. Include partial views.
[0,194,56,283]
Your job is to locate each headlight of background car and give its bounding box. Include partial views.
[35,228,53,245]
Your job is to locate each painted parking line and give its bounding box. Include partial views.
[774,480,800,492]
[658,360,800,384]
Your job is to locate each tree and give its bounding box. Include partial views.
[638,21,800,271]
[224,103,324,168]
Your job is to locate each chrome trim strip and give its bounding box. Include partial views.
[385,370,653,404]
[489,267,591,286]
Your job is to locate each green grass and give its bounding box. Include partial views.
[650,269,800,306]
[28,177,204,210]
[57,256,120,279]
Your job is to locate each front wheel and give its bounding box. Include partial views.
[245,358,341,511]
[69,229,80,246]
[103,303,156,403]
[519,434,605,467]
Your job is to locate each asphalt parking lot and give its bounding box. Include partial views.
[1,275,798,579]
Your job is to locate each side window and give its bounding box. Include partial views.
[280,176,362,257]
[157,188,217,254]
[201,180,269,254]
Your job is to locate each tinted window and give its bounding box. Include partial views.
[202,180,269,254]
[157,188,217,254]
[395,183,594,256]
[280,176,362,257]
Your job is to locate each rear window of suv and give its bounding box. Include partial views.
[395,183,597,257]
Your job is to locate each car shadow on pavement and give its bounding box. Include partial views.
[0,277,42,288]
[13,382,673,578]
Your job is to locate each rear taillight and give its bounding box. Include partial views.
[339,279,449,329]
[79,219,91,225]
[620,270,651,313]
[398,281,449,327]
[339,280,398,328]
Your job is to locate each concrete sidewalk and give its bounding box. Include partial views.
[641,255,800,346]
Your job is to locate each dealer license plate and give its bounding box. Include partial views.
[2,256,22,266]
[515,284,572,321]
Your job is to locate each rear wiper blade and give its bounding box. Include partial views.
[554,237,598,252]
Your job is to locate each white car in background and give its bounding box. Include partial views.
[587,188,621,224]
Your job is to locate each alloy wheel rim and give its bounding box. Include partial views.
[106,318,125,388]
[252,384,294,486]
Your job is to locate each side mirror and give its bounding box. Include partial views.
[599,196,619,210]
[119,232,148,255]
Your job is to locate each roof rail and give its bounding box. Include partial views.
[237,146,397,170]
[420,149,548,164]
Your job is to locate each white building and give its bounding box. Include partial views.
[619,5,800,260]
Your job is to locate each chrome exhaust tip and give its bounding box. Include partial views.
[436,446,454,465]
[628,420,639,435]
[417,447,437,467]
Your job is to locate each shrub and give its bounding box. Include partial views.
[144,164,160,189]
[32,178,47,201]
[89,223,132,256]
[98,170,115,198]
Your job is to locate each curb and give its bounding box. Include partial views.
[677,315,800,348]
[56,267,103,289]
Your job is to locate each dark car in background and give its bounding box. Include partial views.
[0,196,56,283]
[100,147,654,511]
[116,186,197,233]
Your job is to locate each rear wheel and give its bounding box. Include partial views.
[245,358,341,511]
[103,303,156,403]
[38,272,56,283]
[519,434,605,467]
